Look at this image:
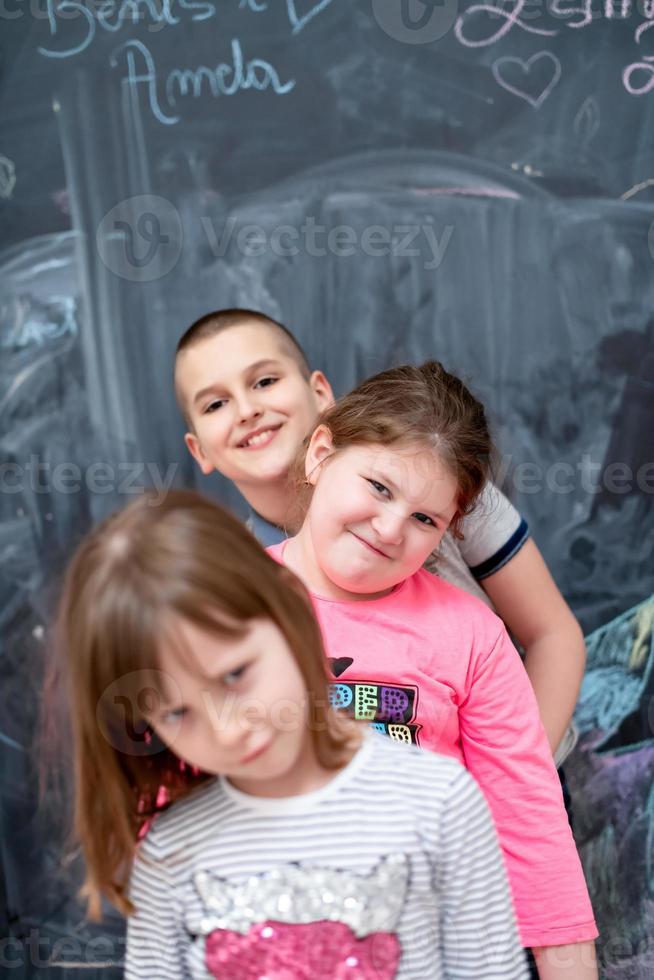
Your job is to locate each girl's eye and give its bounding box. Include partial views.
[254,376,278,389]
[413,512,436,527]
[162,706,187,724]
[367,479,391,498]
[223,664,248,687]
[204,398,227,414]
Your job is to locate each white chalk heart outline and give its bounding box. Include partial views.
[492,51,562,110]
[287,0,335,34]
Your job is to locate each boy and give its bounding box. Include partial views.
[175,309,333,543]
[174,309,585,762]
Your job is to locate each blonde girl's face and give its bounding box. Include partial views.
[144,617,314,797]
[303,430,460,601]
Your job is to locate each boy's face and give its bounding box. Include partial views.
[178,324,333,494]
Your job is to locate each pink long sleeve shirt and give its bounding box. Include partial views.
[268,542,597,949]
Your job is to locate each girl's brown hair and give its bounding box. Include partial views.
[294,360,493,538]
[53,490,352,919]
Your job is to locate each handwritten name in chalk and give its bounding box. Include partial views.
[455,0,557,50]
[455,0,647,50]
[624,20,654,94]
[37,0,334,60]
[454,0,654,101]
[110,38,295,125]
[38,0,215,60]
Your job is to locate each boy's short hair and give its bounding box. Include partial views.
[174,309,311,424]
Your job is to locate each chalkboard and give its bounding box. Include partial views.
[1,2,654,976]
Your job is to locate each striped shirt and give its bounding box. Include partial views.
[125,733,528,979]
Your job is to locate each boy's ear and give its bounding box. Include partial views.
[184,432,215,476]
[305,424,334,484]
[309,370,335,411]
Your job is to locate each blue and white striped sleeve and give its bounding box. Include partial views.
[437,768,529,980]
[457,483,529,581]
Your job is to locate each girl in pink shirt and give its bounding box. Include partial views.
[272,360,598,980]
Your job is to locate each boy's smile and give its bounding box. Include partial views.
[236,423,283,450]
[177,322,333,519]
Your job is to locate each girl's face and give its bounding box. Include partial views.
[146,616,316,797]
[301,429,459,601]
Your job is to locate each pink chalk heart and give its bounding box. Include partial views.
[492,51,562,109]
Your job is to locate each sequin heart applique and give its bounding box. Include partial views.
[194,854,408,937]
[205,919,400,979]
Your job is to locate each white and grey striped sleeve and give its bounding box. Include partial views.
[124,837,190,980]
[437,768,529,980]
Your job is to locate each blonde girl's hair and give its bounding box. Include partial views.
[52,490,352,919]
[292,360,494,538]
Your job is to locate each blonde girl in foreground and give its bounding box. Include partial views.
[54,490,528,979]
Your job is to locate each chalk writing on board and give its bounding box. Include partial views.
[0,155,16,199]
[492,51,562,108]
[38,0,201,59]
[110,39,296,126]
[573,96,601,148]
[621,177,654,200]
[624,21,654,95]
[38,0,333,59]
[454,0,558,49]
[1,297,77,351]
[548,0,593,30]
[287,0,335,34]
[452,0,654,100]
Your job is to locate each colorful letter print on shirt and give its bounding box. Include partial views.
[329,677,421,745]
[193,855,408,979]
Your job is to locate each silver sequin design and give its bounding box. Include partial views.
[193,853,409,938]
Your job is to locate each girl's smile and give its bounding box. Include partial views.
[285,429,460,603]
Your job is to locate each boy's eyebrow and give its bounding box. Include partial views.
[192,359,285,408]
[243,358,285,379]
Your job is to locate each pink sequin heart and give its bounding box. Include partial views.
[205,919,400,979]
